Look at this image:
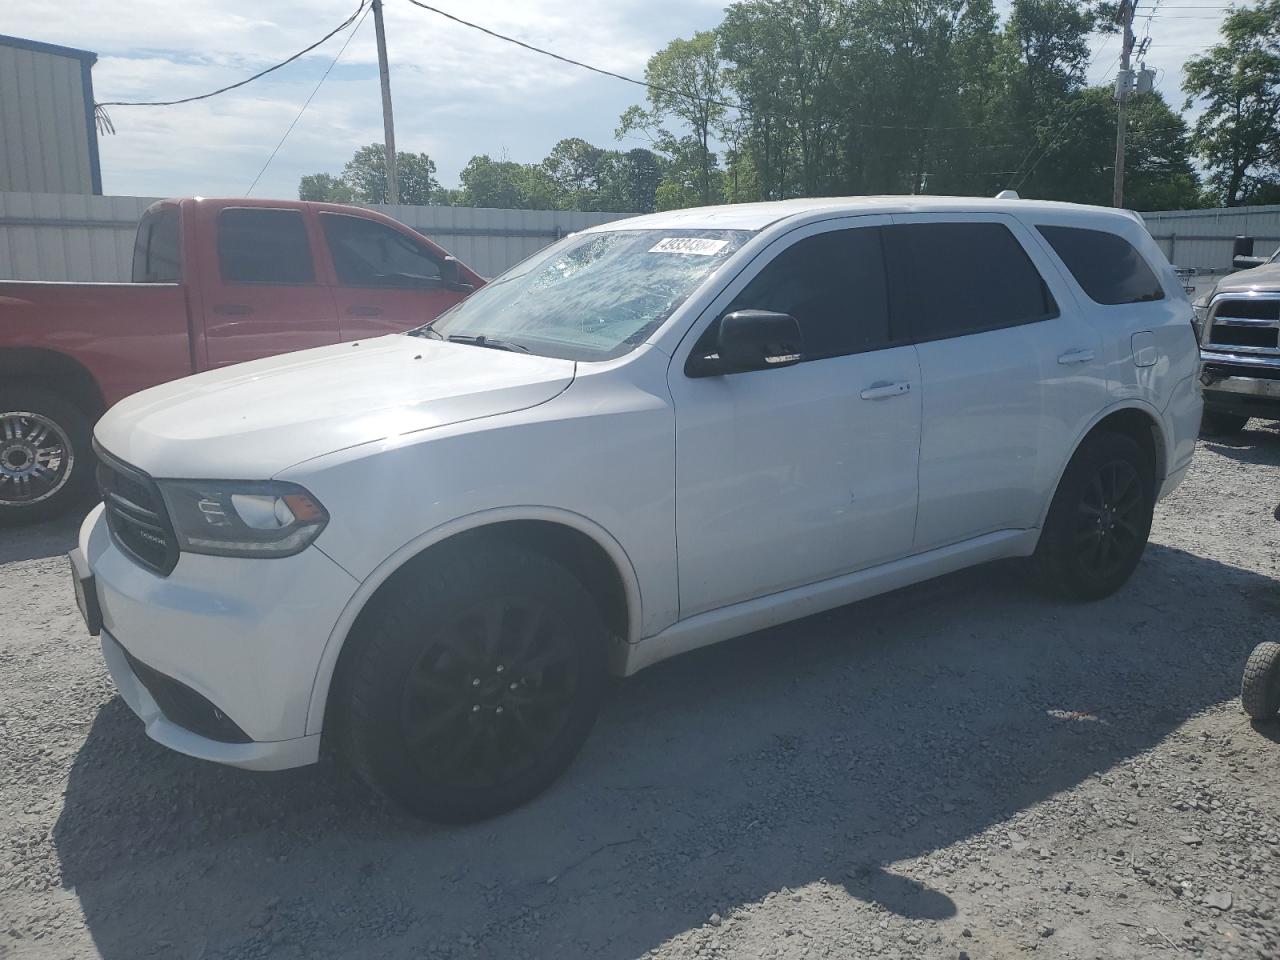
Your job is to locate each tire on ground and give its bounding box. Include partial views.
[0,385,95,527]
[1240,641,1280,721]
[335,539,609,823]
[1032,430,1155,602]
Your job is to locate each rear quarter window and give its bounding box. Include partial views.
[1037,225,1164,305]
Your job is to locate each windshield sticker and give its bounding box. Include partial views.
[648,237,731,256]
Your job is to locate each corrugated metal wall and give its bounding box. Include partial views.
[1141,205,1280,272]
[0,39,98,194]
[4,191,1279,282]
[0,192,631,281]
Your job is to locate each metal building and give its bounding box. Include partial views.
[0,34,102,195]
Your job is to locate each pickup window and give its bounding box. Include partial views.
[321,212,442,288]
[217,208,315,284]
[132,207,181,283]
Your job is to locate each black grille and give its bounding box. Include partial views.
[95,445,179,576]
[120,644,251,743]
[1207,295,1280,355]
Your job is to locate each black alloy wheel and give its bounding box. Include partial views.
[400,597,581,789]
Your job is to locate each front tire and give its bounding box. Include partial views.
[1032,431,1155,601]
[1200,411,1249,436]
[1241,641,1280,721]
[0,386,95,527]
[337,541,608,823]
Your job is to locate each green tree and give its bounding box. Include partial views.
[297,172,356,202]
[458,155,560,209]
[1183,0,1280,205]
[618,31,728,205]
[342,144,442,205]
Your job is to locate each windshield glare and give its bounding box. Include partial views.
[418,228,753,361]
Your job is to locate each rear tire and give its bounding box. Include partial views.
[1241,641,1280,721]
[1032,431,1154,601]
[1200,411,1249,436]
[337,541,608,823]
[0,385,95,527]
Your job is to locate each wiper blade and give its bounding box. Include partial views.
[408,325,444,339]
[446,334,529,353]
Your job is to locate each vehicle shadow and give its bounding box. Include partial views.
[1199,419,1280,466]
[54,542,1266,960]
[0,507,89,565]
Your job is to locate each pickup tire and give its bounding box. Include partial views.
[337,541,608,822]
[1241,641,1280,721]
[1032,431,1154,601]
[1200,411,1249,437]
[0,385,95,526]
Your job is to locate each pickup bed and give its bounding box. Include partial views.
[0,197,483,522]
[1194,246,1280,435]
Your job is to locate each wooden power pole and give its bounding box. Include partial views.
[1112,0,1136,208]
[371,0,399,204]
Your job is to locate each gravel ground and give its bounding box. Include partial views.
[1,425,1278,960]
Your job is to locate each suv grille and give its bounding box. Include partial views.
[95,445,179,575]
[1204,294,1280,354]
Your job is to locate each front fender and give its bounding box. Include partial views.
[303,505,643,736]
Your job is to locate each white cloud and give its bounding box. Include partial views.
[3,0,1225,200]
[5,0,723,198]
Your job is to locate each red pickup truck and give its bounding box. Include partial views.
[0,197,484,524]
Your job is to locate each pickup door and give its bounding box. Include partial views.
[193,204,341,367]
[319,210,471,339]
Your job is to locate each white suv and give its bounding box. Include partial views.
[70,196,1203,822]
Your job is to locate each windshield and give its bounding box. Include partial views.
[414,228,753,361]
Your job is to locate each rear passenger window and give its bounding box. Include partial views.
[884,221,1058,341]
[216,208,315,284]
[722,227,892,361]
[132,207,181,283]
[1037,225,1164,305]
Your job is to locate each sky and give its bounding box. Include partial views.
[1,0,1233,202]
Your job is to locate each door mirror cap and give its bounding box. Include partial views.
[1232,254,1268,272]
[441,256,476,293]
[717,310,804,373]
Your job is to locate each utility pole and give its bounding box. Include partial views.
[1112,0,1136,208]
[371,0,399,204]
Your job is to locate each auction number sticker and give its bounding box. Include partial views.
[648,237,730,256]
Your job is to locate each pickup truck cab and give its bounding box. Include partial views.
[0,197,483,523]
[1193,245,1280,434]
[72,196,1202,823]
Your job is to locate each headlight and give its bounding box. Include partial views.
[157,479,329,558]
[1191,295,1210,342]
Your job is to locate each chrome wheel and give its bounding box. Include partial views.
[0,411,74,506]
[400,598,579,790]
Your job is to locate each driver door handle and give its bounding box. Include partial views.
[860,381,912,401]
[1057,348,1095,365]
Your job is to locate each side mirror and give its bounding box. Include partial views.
[441,256,476,293]
[716,310,804,373]
[1232,254,1268,272]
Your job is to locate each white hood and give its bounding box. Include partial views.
[94,335,575,478]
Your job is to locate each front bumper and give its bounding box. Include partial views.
[1201,366,1280,419]
[80,503,359,768]
[100,630,321,770]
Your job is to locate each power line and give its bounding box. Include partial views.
[96,1,367,107]
[246,5,370,195]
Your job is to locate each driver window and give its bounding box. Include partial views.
[692,227,891,365]
[320,213,442,288]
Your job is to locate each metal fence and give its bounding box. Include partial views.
[4,190,1280,284]
[1141,204,1280,274]
[0,191,633,282]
